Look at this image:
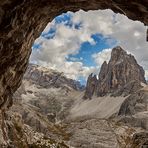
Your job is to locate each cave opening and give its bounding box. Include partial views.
[0,0,147,111]
[0,1,148,147]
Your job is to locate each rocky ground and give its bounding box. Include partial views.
[6,64,82,147]
[1,47,148,147]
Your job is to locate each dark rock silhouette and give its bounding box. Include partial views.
[0,0,147,111]
[83,73,98,99]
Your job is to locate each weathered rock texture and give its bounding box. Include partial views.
[84,46,146,99]
[0,0,148,110]
[13,64,81,125]
[119,89,148,117]
[118,86,148,129]
[112,84,148,148]
[24,63,84,90]
[83,73,98,99]
[0,0,147,147]
[131,132,148,148]
[66,119,119,148]
[3,64,78,147]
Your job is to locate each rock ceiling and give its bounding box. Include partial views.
[0,0,147,109]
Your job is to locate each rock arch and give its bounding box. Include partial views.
[0,0,147,109]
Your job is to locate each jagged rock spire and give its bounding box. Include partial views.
[84,46,146,99]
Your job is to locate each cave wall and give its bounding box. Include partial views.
[0,0,147,109]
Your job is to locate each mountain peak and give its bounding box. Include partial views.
[84,47,146,99]
[24,64,84,91]
[111,46,126,57]
[112,46,125,53]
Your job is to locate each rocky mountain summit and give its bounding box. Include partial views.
[84,46,146,99]
[24,63,84,91]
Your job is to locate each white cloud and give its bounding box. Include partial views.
[31,9,148,81]
[31,21,96,80]
[33,60,95,80]
[92,48,112,67]
[70,9,148,78]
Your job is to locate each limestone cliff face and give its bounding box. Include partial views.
[84,46,146,98]
[83,73,98,99]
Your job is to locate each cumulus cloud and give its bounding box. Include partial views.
[70,9,148,69]
[31,21,96,80]
[30,9,147,81]
[92,48,112,66]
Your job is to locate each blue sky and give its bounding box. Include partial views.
[68,34,117,67]
[32,12,116,64]
[31,10,148,84]
[32,12,117,85]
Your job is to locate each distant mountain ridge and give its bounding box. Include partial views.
[24,63,85,91]
[84,46,146,99]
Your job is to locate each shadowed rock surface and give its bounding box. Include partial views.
[83,73,97,99]
[84,46,146,99]
[117,85,148,130]
[0,0,148,110]
[0,0,148,147]
[131,132,148,148]
[119,89,148,117]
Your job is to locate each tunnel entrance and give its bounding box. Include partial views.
[0,0,147,110]
[0,1,148,147]
[10,8,148,147]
